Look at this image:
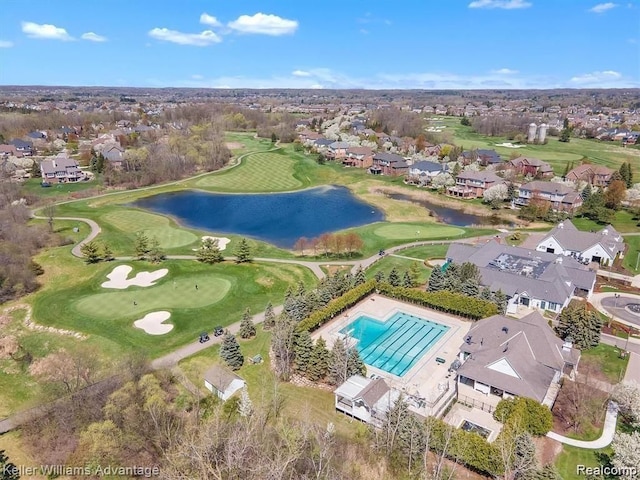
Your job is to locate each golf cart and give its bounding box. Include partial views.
[213,326,224,337]
[199,332,210,343]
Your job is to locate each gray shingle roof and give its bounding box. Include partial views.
[203,364,244,392]
[458,312,579,402]
[373,152,405,163]
[538,220,624,257]
[411,160,442,172]
[456,170,502,183]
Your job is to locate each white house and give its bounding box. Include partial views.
[334,375,400,426]
[203,365,245,401]
[535,220,625,265]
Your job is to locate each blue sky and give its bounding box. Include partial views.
[0,0,638,89]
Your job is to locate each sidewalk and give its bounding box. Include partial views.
[546,402,618,449]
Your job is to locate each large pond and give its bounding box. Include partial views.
[132,185,384,248]
[386,193,511,227]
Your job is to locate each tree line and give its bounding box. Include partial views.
[294,232,365,257]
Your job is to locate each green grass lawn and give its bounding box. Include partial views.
[394,244,450,260]
[30,258,317,357]
[623,235,640,274]
[372,223,465,240]
[572,209,639,234]
[179,326,362,437]
[195,149,304,192]
[365,256,432,285]
[581,343,629,383]
[436,116,640,176]
[21,177,103,200]
[555,445,611,480]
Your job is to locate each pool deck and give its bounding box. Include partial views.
[312,294,472,416]
[444,403,503,442]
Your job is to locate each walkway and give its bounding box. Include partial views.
[546,402,619,449]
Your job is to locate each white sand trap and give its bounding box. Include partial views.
[495,142,525,149]
[101,265,169,289]
[192,236,231,251]
[134,311,173,335]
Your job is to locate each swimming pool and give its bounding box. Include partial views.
[340,311,449,377]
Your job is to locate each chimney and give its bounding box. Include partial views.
[558,222,564,229]
[562,337,573,352]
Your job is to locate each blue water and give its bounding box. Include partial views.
[132,185,384,248]
[340,312,449,377]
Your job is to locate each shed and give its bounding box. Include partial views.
[203,364,246,401]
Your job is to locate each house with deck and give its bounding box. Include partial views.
[327,141,350,160]
[344,146,373,168]
[408,160,443,184]
[565,164,614,188]
[370,152,408,176]
[509,157,554,178]
[516,181,583,212]
[40,155,84,183]
[447,170,503,198]
[535,220,625,265]
[446,241,596,314]
[456,312,580,412]
[203,365,246,401]
[334,375,400,426]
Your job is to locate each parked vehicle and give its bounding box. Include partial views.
[214,326,224,336]
[199,332,210,343]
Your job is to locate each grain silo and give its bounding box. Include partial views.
[537,123,547,143]
[528,123,537,143]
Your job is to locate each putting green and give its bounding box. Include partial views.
[196,150,303,192]
[373,224,464,240]
[102,210,198,249]
[74,274,231,320]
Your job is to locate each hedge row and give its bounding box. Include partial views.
[377,283,498,320]
[297,280,378,332]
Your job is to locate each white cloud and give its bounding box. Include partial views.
[468,0,532,9]
[191,74,204,80]
[492,68,519,74]
[228,13,298,35]
[589,2,618,12]
[0,40,13,48]
[148,27,221,46]
[81,32,107,42]
[292,70,311,77]
[569,70,624,86]
[200,13,222,27]
[21,21,73,41]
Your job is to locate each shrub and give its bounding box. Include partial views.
[493,397,553,436]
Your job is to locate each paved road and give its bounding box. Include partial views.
[591,292,640,329]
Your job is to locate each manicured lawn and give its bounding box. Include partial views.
[179,326,361,437]
[195,149,304,192]
[365,256,432,286]
[21,177,103,200]
[103,209,199,249]
[555,445,611,480]
[30,258,317,357]
[581,343,629,383]
[373,223,464,240]
[572,210,639,234]
[395,244,450,260]
[623,235,640,273]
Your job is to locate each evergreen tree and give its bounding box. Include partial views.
[555,302,602,349]
[627,162,633,189]
[134,232,149,260]
[220,332,244,370]
[512,432,539,480]
[409,262,421,286]
[238,386,252,418]
[239,308,256,339]
[374,270,385,283]
[581,183,593,201]
[263,301,276,329]
[147,236,165,263]
[30,159,41,178]
[480,286,493,302]
[271,132,277,143]
[234,238,252,263]
[388,268,401,287]
[294,330,314,375]
[619,162,632,188]
[196,238,224,264]
[535,464,562,480]
[347,347,366,377]
[101,243,114,262]
[562,161,571,177]
[402,271,414,288]
[493,290,508,314]
[354,266,366,286]
[307,337,330,381]
[427,267,445,292]
[328,338,348,385]
[80,241,101,264]
[460,278,480,298]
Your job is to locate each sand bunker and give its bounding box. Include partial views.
[192,236,231,251]
[495,142,525,148]
[134,311,173,335]
[101,265,169,289]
